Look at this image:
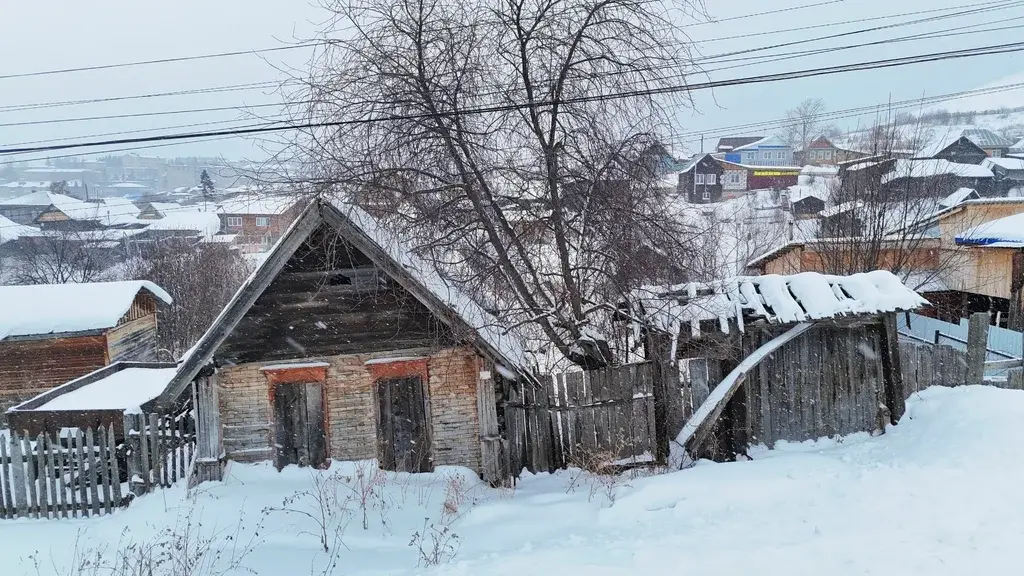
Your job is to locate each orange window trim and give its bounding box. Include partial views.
[365,358,429,383]
[262,366,328,386]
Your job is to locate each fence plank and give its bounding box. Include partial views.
[76,429,90,517]
[0,438,11,519]
[149,414,161,488]
[54,436,67,519]
[86,428,100,517]
[44,435,57,519]
[35,434,49,519]
[22,435,38,519]
[555,374,571,469]
[108,425,122,507]
[96,430,111,516]
[10,435,26,518]
[66,434,79,518]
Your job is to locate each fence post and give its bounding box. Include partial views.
[123,413,148,496]
[965,312,990,386]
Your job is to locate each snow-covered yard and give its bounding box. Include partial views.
[4,385,1023,575]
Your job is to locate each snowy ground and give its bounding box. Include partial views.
[4,385,1024,576]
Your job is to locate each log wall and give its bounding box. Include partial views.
[0,336,108,419]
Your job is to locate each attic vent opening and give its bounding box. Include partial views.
[328,273,352,286]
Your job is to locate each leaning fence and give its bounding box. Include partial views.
[0,412,194,520]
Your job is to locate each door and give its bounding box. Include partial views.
[273,382,327,470]
[376,376,431,472]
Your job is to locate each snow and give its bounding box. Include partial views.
[144,211,221,239]
[259,361,331,371]
[818,199,863,217]
[4,386,1024,575]
[983,156,1024,171]
[362,356,426,365]
[956,211,1024,247]
[880,159,993,184]
[30,366,178,412]
[0,214,38,245]
[939,187,979,208]
[731,134,789,151]
[632,271,927,334]
[0,280,172,340]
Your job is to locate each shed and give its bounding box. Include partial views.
[156,199,527,484]
[0,281,172,418]
[7,361,178,438]
[629,270,927,460]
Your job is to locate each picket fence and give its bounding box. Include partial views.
[0,413,194,520]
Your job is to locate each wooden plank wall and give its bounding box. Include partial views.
[0,413,195,520]
[505,362,658,475]
[899,341,969,394]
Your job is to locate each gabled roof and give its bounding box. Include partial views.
[1012,137,1024,153]
[630,271,927,337]
[982,157,1024,171]
[919,127,1012,158]
[0,281,172,341]
[939,187,980,208]
[679,153,716,174]
[733,134,790,151]
[716,136,763,151]
[0,214,38,244]
[217,194,297,215]
[157,199,529,406]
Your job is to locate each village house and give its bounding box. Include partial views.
[920,127,1014,163]
[0,281,171,419]
[799,135,872,166]
[982,157,1024,182]
[0,190,97,227]
[137,201,185,220]
[155,199,527,485]
[715,136,763,156]
[677,154,724,203]
[728,135,794,167]
[0,180,89,202]
[216,194,303,253]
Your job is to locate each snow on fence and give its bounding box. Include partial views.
[0,413,194,520]
[505,362,659,474]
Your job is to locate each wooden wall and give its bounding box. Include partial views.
[106,315,159,362]
[217,224,453,365]
[0,336,108,419]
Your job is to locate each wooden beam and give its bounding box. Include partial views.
[674,322,814,464]
[1008,250,1024,331]
[155,201,321,408]
[964,312,990,386]
[879,313,906,423]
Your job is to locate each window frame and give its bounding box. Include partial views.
[706,173,717,185]
[695,173,705,185]
[255,216,271,227]
[226,216,243,228]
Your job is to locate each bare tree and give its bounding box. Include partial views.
[285,0,707,367]
[10,230,108,284]
[120,239,250,358]
[783,98,834,153]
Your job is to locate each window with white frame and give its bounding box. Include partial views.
[256,216,271,227]
[702,190,710,201]
[696,173,705,184]
[746,152,755,161]
[706,173,717,185]
[226,216,243,228]
[778,151,785,159]
[261,235,273,246]
[993,150,1003,157]
[730,172,741,184]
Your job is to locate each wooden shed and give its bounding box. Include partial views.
[629,271,927,460]
[0,281,172,420]
[156,199,527,484]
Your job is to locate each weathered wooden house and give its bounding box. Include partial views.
[0,281,172,419]
[678,154,724,203]
[155,200,527,483]
[629,271,927,460]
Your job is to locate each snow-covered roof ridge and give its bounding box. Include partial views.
[956,212,1024,248]
[0,281,172,341]
[631,270,927,337]
[732,134,789,151]
[0,214,38,245]
[881,159,993,184]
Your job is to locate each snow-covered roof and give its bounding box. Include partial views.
[144,211,221,239]
[25,366,178,412]
[956,212,1024,248]
[880,159,993,184]
[107,182,149,189]
[94,197,141,226]
[732,134,789,151]
[0,214,38,245]
[631,270,927,337]
[1012,137,1024,154]
[800,165,839,176]
[0,281,172,341]
[918,127,1013,158]
[819,200,864,218]
[983,157,1024,171]
[217,194,297,215]
[939,187,980,208]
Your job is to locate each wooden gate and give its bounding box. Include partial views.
[376,376,431,473]
[273,382,327,470]
[504,362,658,474]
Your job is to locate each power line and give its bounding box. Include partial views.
[0,81,285,114]
[4,39,1024,157]
[0,102,294,129]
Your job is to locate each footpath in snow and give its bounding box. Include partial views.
[4,385,1024,576]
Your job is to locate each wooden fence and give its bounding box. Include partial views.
[505,361,658,474]
[0,413,194,520]
[900,341,969,393]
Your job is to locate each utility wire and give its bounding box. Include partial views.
[4,40,1024,156]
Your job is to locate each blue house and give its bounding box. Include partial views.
[725,135,794,167]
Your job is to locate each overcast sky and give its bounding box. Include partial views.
[0,0,1020,164]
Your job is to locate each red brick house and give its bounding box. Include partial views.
[0,281,171,419]
[217,194,304,253]
[157,199,527,485]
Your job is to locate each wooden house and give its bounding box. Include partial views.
[216,194,303,254]
[679,154,724,203]
[0,281,172,419]
[155,200,527,484]
[629,271,926,459]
